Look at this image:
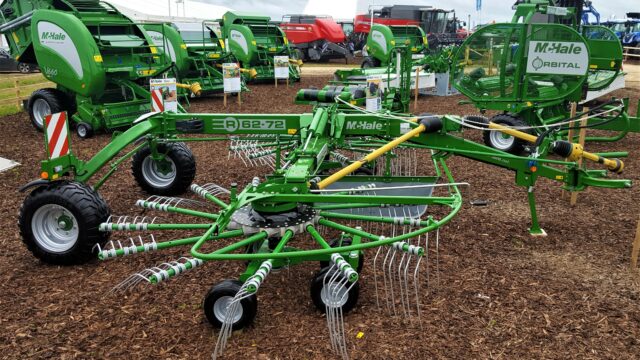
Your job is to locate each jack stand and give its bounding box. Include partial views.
[527,186,547,237]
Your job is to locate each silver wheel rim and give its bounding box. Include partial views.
[77,125,87,138]
[31,204,79,253]
[489,130,515,150]
[321,282,348,307]
[213,295,243,323]
[141,156,176,188]
[32,98,51,128]
[19,63,29,72]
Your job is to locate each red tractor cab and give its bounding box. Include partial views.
[353,5,467,51]
[280,14,352,62]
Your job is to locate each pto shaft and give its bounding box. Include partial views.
[176,82,202,96]
[487,122,624,174]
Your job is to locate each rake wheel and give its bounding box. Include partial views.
[18,181,110,265]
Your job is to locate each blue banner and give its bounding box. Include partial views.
[476,0,482,11]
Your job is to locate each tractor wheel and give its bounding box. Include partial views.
[294,48,306,62]
[483,114,531,155]
[319,239,365,273]
[361,56,380,69]
[17,62,31,73]
[132,142,196,196]
[18,181,111,265]
[203,280,258,330]
[76,122,94,139]
[310,266,360,314]
[27,88,66,131]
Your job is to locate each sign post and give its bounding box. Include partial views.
[366,77,382,112]
[274,56,290,87]
[223,63,242,108]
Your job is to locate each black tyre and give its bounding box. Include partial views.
[319,239,364,273]
[76,122,94,139]
[18,181,111,265]
[203,280,258,330]
[483,114,531,155]
[27,88,67,131]
[310,266,360,314]
[361,56,381,69]
[131,142,196,195]
[17,62,31,73]
[294,48,306,62]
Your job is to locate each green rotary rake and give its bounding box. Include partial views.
[17,92,632,357]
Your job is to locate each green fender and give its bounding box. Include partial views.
[144,24,191,75]
[227,24,257,64]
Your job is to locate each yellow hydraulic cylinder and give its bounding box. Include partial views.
[317,118,442,189]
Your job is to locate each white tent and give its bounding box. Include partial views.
[105,0,231,22]
[303,0,359,20]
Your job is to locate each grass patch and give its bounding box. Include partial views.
[0,104,23,116]
[0,73,52,116]
[0,73,46,89]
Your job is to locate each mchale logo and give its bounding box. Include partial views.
[346,121,383,131]
[41,32,66,41]
[533,42,582,55]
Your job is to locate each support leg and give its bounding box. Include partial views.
[527,186,547,237]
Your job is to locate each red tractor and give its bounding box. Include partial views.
[353,5,467,51]
[280,14,353,62]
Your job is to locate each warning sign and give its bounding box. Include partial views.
[150,78,178,113]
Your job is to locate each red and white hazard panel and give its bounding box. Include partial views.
[45,112,70,160]
[151,89,164,112]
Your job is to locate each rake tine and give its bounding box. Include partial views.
[381,240,394,314]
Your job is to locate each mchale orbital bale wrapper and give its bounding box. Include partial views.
[143,21,248,98]
[453,0,639,153]
[16,46,634,358]
[220,11,301,83]
[0,0,196,138]
[280,14,352,62]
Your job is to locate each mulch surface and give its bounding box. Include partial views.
[0,76,639,359]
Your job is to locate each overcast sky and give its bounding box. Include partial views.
[194,0,632,24]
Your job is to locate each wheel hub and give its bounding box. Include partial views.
[141,156,177,188]
[489,130,515,150]
[31,204,79,253]
[32,98,51,128]
[231,205,317,230]
[57,214,74,231]
[321,282,348,307]
[213,295,243,323]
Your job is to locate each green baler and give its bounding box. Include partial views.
[362,24,428,68]
[0,0,178,137]
[144,22,248,97]
[335,24,435,96]
[220,11,301,82]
